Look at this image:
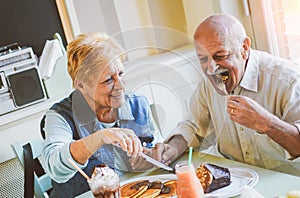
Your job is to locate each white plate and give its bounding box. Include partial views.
[120,167,259,198]
[206,167,259,197]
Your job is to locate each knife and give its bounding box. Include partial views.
[113,143,173,172]
[140,152,173,172]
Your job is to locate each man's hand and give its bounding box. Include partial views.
[152,135,188,165]
[129,147,153,170]
[129,144,179,170]
[227,95,272,133]
[130,135,188,170]
[227,95,300,157]
[151,143,180,165]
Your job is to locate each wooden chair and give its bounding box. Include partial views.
[11,138,52,198]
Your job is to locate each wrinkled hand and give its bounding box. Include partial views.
[129,147,153,170]
[151,143,180,165]
[100,128,143,157]
[227,95,272,132]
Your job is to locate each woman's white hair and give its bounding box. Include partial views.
[67,32,126,86]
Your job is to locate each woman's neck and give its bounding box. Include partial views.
[96,107,117,123]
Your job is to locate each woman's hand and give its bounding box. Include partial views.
[130,144,180,170]
[99,128,143,157]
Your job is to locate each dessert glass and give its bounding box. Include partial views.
[87,165,120,198]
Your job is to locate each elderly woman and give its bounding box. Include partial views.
[41,32,159,197]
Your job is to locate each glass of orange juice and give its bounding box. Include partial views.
[175,161,204,198]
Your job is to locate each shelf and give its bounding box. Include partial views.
[0,96,63,127]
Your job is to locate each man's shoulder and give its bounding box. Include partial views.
[255,50,300,81]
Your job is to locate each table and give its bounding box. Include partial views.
[78,151,300,197]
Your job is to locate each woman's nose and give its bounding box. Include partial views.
[114,77,125,90]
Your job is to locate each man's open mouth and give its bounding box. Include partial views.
[220,71,229,83]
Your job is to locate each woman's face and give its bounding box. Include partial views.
[80,58,126,110]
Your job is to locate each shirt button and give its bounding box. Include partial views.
[245,151,249,155]
[240,127,244,131]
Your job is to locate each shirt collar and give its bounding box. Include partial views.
[72,90,134,125]
[239,49,259,92]
[117,95,134,120]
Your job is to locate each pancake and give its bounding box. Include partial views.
[120,180,149,198]
[139,180,163,198]
[139,188,161,198]
[156,180,177,198]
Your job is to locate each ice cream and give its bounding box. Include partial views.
[88,164,120,198]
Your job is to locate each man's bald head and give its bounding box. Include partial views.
[194,14,247,47]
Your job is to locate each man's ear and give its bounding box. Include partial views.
[242,37,251,59]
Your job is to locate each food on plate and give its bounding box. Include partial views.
[120,180,177,198]
[196,163,231,193]
[156,180,177,198]
[120,180,149,198]
[120,163,231,197]
[88,164,120,198]
[139,181,163,198]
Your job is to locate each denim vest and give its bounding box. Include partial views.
[42,90,154,197]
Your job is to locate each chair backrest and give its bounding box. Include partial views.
[11,138,52,198]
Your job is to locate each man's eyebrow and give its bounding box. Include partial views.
[197,50,225,57]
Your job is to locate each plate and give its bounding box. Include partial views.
[206,167,259,197]
[120,167,259,198]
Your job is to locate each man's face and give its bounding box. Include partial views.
[194,32,247,95]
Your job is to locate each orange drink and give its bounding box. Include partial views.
[175,161,204,198]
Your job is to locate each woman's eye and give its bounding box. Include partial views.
[119,71,125,77]
[103,78,113,84]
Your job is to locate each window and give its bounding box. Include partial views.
[271,0,300,61]
[249,0,300,62]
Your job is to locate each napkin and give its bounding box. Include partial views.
[39,39,63,79]
[240,186,264,198]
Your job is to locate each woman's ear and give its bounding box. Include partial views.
[74,79,85,91]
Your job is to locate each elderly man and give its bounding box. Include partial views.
[151,14,300,176]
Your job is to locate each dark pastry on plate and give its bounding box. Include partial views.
[196,163,231,193]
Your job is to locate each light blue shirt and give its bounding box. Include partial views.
[40,90,160,185]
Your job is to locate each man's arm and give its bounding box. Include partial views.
[227,95,300,158]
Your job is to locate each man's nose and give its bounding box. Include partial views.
[207,59,220,75]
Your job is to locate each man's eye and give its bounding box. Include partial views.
[213,55,228,61]
[199,57,208,63]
